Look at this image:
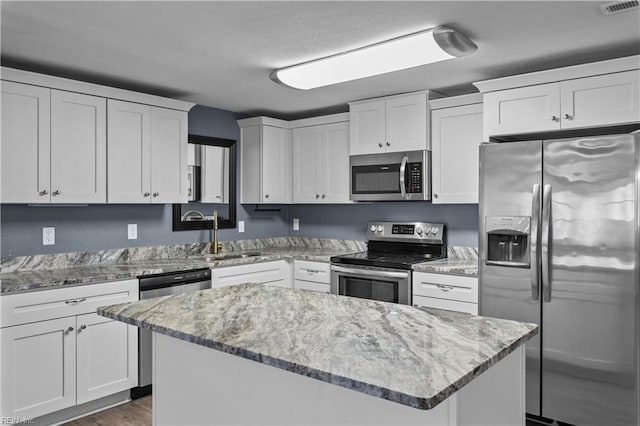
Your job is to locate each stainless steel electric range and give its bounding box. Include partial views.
[330,222,446,305]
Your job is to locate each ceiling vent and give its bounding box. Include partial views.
[600,0,639,15]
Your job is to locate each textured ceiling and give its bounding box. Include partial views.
[2,1,639,119]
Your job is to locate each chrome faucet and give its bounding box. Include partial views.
[211,210,223,254]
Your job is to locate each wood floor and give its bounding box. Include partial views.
[62,396,152,426]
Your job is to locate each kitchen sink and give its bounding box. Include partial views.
[190,251,263,262]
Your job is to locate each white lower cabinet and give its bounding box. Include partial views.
[212,260,292,289]
[293,260,331,293]
[412,272,478,315]
[0,279,138,420]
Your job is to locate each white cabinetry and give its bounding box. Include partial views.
[1,81,108,203]
[475,57,640,139]
[107,100,187,204]
[238,117,292,204]
[293,260,331,293]
[430,94,483,204]
[212,260,292,289]
[349,91,432,155]
[412,272,478,315]
[0,280,138,420]
[292,115,351,204]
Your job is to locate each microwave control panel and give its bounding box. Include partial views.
[407,162,422,193]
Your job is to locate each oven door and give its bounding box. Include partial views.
[330,264,412,305]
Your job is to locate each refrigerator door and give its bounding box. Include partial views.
[479,140,543,416]
[541,135,638,426]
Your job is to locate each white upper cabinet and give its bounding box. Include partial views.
[107,100,187,204]
[292,118,351,204]
[1,81,51,203]
[349,91,430,155]
[430,95,483,204]
[201,145,229,203]
[238,117,292,204]
[475,57,640,139]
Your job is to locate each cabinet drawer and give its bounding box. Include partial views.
[413,295,478,315]
[412,272,478,303]
[294,279,330,294]
[1,279,139,328]
[212,260,291,289]
[293,260,330,284]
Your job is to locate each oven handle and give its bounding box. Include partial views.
[399,155,408,199]
[331,265,410,279]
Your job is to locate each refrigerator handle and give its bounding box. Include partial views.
[530,184,541,301]
[541,184,552,302]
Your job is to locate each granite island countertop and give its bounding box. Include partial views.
[98,283,537,410]
[414,247,478,276]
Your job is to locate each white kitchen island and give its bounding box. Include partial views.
[99,283,537,425]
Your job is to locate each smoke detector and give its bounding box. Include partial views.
[600,0,639,15]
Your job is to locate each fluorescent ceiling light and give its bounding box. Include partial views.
[271,26,477,90]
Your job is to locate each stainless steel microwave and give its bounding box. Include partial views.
[349,150,430,201]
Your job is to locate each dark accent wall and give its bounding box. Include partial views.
[1,105,478,257]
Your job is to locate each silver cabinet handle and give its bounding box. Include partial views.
[265,194,269,199]
[386,142,391,147]
[153,192,159,197]
[378,143,383,148]
[563,113,572,120]
[541,184,552,302]
[433,193,438,199]
[144,192,150,197]
[80,324,87,330]
[322,194,326,199]
[65,326,74,333]
[65,298,87,305]
[216,195,221,199]
[316,194,320,199]
[40,189,49,195]
[530,184,541,301]
[550,115,558,121]
[436,284,454,292]
[53,190,61,195]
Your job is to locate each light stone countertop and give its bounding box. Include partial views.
[98,283,537,410]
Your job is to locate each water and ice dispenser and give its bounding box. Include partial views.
[485,216,531,268]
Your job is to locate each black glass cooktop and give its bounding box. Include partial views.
[330,251,443,270]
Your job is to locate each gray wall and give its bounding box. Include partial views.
[287,203,478,247]
[1,105,478,257]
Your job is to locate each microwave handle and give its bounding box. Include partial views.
[399,155,408,199]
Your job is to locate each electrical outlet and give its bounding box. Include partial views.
[128,224,138,240]
[42,227,55,245]
[293,218,300,231]
[238,221,245,233]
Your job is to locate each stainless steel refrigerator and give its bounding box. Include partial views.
[479,133,639,426]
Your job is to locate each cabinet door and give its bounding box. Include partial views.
[385,93,428,152]
[349,100,385,155]
[0,317,76,419]
[413,295,478,315]
[50,90,106,203]
[212,260,291,288]
[261,125,291,203]
[1,81,51,203]
[292,126,322,203]
[483,83,560,138]
[76,313,138,404]
[560,70,640,129]
[107,100,151,203]
[431,103,483,204]
[201,145,229,203]
[320,121,352,203]
[150,107,188,204]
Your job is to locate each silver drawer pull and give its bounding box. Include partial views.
[436,284,454,292]
[65,298,87,305]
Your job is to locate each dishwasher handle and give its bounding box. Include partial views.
[139,268,211,292]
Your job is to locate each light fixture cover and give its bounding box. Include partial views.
[271,25,477,90]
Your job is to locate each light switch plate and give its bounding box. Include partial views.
[128,224,138,240]
[238,221,245,233]
[43,227,55,245]
[293,218,300,231]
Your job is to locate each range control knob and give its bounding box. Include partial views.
[416,227,423,236]
[431,227,439,235]
[370,225,377,232]
[376,225,384,233]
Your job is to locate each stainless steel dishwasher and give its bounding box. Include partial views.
[131,268,211,399]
